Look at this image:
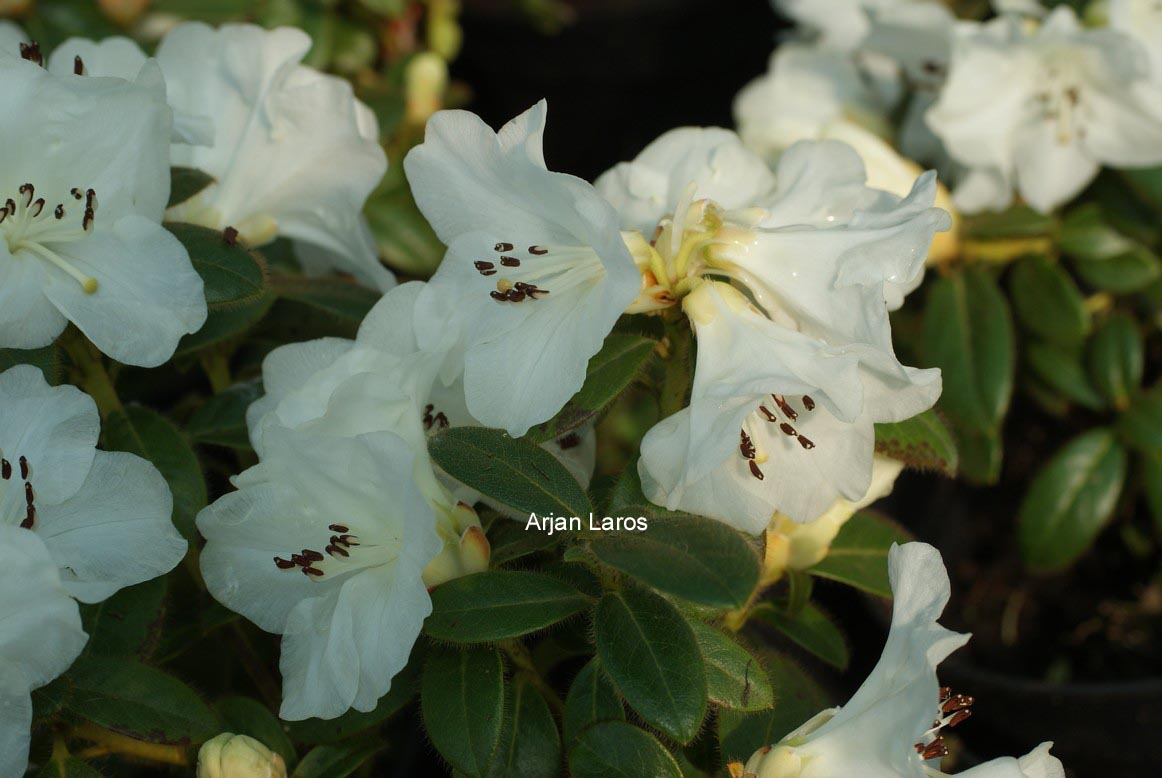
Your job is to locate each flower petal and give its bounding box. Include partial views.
[0,242,67,353]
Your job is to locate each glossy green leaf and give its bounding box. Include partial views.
[425,571,590,643]
[168,167,215,209]
[525,334,655,444]
[567,722,681,778]
[428,426,593,519]
[688,621,773,711]
[873,410,958,476]
[1116,386,1162,454]
[1122,166,1162,211]
[81,577,167,660]
[923,268,1015,432]
[717,654,829,763]
[272,274,381,327]
[1062,204,1161,292]
[594,586,707,743]
[486,518,567,566]
[563,659,624,745]
[421,645,505,776]
[1086,313,1143,410]
[961,205,1056,239]
[292,736,384,778]
[955,427,1004,484]
[1061,204,1138,260]
[168,222,268,307]
[1025,341,1105,411]
[104,404,207,542]
[486,677,561,778]
[44,657,220,745]
[217,696,296,767]
[1018,428,1128,571]
[177,290,275,355]
[0,346,63,385]
[587,514,759,609]
[751,603,848,670]
[186,380,263,450]
[807,511,912,598]
[1009,255,1089,345]
[1072,247,1162,293]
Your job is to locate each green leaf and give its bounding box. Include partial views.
[217,696,297,768]
[688,621,773,712]
[285,651,420,744]
[1018,428,1128,571]
[1140,451,1162,534]
[177,290,275,355]
[45,657,220,745]
[524,334,655,444]
[35,758,106,778]
[1025,341,1105,411]
[486,518,567,566]
[421,645,505,776]
[428,426,593,519]
[186,380,263,450]
[807,511,912,598]
[594,586,707,743]
[563,659,625,745]
[168,222,268,307]
[1072,247,1162,293]
[365,185,446,277]
[873,410,958,476]
[587,514,760,609]
[1086,313,1143,410]
[272,274,381,327]
[81,577,167,660]
[1008,255,1089,345]
[955,427,1004,484]
[962,205,1056,239]
[751,603,848,670]
[292,736,384,778]
[0,346,63,385]
[168,167,215,209]
[923,268,1015,433]
[1061,204,1161,292]
[1116,386,1162,455]
[1061,204,1138,261]
[717,654,829,763]
[567,721,681,778]
[486,677,562,778]
[1122,166,1162,212]
[104,404,206,542]
[425,571,590,643]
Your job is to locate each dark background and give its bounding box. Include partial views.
[453,0,782,182]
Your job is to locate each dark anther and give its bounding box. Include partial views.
[74,55,84,76]
[802,395,816,411]
[274,556,296,570]
[82,209,95,232]
[779,423,797,437]
[24,482,34,504]
[494,242,514,252]
[54,204,65,219]
[18,184,33,207]
[474,261,495,272]
[222,226,239,247]
[30,199,45,218]
[758,405,778,422]
[328,524,349,533]
[291,553,310,567]
[434,412,449,429]
[939,687,951,702]
[301,566,325,577]
[500,256,520,267]
[338,534,360,546]
[797,435,815,450]
[21,504,35,530]
[300,549,325,562]
[918,738,949,761]
[772,395,798,421]
[505,289,526,302]
[528,246,548,255]
[558,432,581,450]
[19,41,43,66]
[1,459,10,480]
[490,290,507,302]
[71,188,83,200]
[739,430,756,460]
[748,460,764,480]
[948,709,972,728]
[326,544,349,558]
[941,694,974,713]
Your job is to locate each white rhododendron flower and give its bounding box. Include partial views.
[197,425,441,721]
[1109,0,1162,77]
[404,101,640,437]
[154,23,394,290]
[0,56,207,366]
[0,525,88,778]
[596,130,944,530]
[926,7,1162,214]
[197,733,287,778]
[737,543,1064,778]
[0,21,27,54]
[0,365,188,601]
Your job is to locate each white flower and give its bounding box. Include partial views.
[926,7,1162,214]
[150,22,393,291]
[738,542,1065,778]
[0,56,207,367]
[197,733,287,778]
[0,21,27,55]
[403,101,640,437]
[596,130,944,529]
[1109,0,1162,77]
[0,525,88,778]
[0,365,188,601]
[196,425,441,721]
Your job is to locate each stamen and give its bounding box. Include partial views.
[739,430,756,460]
[222,226,239,247]
[19,41,44,66]
[301,566,324,577]
[528,245,548,255]
[300,549,325,563]
[802,395,815,411]
[21,504,35,530]
[772,395,798,421]
[18,456,28,480]
[274,557,296,570]
[329,524,349,533]
[558,432,581,450]
[758,405,778,423]
[74,55,84,76]
[490,290,507,302]
[748,460,764,480]
[779,423,797,437]
[500,256,520,267]
[1,459,10,480]
[797,435,815,450]
[494,242,514,252]
[54,204,65,220]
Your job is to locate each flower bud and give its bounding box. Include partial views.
[423,503,491,587]
[405,53,449,126]
[98,0,149,27]
[197,733,286,778]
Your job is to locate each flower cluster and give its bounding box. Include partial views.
[743,0,1162,215]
